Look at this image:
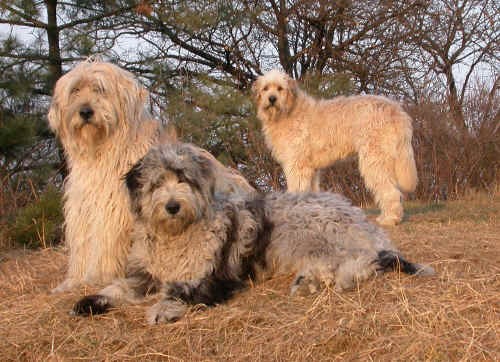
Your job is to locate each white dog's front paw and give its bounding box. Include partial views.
[146,299,187,324]
[51,278,81,293]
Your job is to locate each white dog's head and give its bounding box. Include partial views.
[252,69,299,122]
[48,60,149,157]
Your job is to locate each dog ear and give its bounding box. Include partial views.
[123,83,146,122]
[124,158,145,214]
[47,76,67,133]
[111,65,149,124]
[286,76,299,97]
[47,99,61,133]
[188,147,217,198]
[124,161,143,193]
[283,76,299,114]
[194,154,214,181]
[251,77,262,103]
[47,64,83,136]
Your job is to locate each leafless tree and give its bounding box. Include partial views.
[400,0,499,133]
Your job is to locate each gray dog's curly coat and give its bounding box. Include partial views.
[72,143,433,324]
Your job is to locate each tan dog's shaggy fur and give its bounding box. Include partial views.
[48,59,253,292]
[253,69,418,226]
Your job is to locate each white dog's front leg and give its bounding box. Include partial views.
[71,272,159,316]
[52,277,82,293]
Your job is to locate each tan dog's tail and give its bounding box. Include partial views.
[395,136,418,193]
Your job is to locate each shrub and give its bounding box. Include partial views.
[9,186,63,248]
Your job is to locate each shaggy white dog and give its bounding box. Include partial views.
[253,70,418,226]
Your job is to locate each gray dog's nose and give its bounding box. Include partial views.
[165,200,180,215]
[269,95,277,104]
[79,105,94,121]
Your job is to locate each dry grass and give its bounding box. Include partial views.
[0,196,498,361]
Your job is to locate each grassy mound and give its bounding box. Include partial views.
[0,195,498,360]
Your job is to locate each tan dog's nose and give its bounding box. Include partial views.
[269,95,277,105]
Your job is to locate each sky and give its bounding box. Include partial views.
[0,15,496,95]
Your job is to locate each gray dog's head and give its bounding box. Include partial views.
[124,143,216,236]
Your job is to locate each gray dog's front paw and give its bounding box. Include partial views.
[290,275,321,296]
[146,299,187,324]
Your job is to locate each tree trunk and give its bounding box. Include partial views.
[45,0,62,90]
[45,0,67,178]
[445,66,467,136]
[275,0,293,75]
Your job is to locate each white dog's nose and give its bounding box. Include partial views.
[79,106,94,121]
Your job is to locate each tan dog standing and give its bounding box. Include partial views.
[48,59,252,292]
[252,69,418,226]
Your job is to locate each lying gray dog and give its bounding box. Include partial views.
[72,143,434,323]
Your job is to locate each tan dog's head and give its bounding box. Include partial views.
[48,60,149,157]
[124,143,216,236]
[252,69,298,122]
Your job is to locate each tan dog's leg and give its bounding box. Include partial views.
[375,187,403,226]
[284,165,315,192]
[358,148,403,226]
[311,170,321,192]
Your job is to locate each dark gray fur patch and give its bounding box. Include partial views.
[123,158,145,215]
[125,266,161,296]
[243,194,274,272]
[72,295,111,316]
[376,250,419,275]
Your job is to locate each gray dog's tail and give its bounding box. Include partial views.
[376,250,435,276]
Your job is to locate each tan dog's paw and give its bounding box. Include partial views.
[376,215,401,226]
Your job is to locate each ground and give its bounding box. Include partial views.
[1,195,498,361]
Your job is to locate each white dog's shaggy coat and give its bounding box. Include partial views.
[48,60,253,292]
[72,143,433,324]
[252,69,418,226]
